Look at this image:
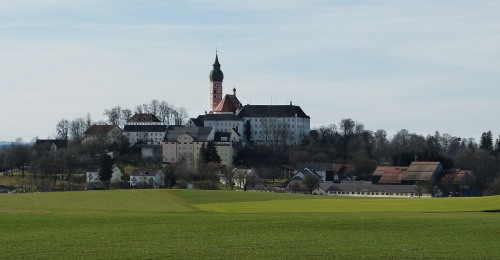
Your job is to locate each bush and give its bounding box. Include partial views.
[175,180,188,189]
[195,180,218,190]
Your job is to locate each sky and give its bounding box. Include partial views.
[1,0,500,142]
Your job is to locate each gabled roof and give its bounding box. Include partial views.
[441,169,473,185]
[373,166,407,184]
[402,161,442,181]
[84,124,121,135]
[163,126,213,142]
[213,94,241,113]
[379,171,406,184]
[127,113,161,123]
[295,163,334,172]
[284,167,322,187]
[123,125,167,132]
[188,118,204,127]
[197,113,242,122]
[130,169,163,177]
[34,139,68,149]
[237,105,310,118]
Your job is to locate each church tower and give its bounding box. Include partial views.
[209,53,224,112]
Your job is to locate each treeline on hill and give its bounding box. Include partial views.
[1,115,500,195]
[0,100,187,192]
[236,119,500,195]
[54,99,189,142]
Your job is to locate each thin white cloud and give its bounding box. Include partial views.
[1,1,500,141]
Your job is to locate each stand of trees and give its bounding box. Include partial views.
[236,118,500,195]
[2,116,500,195]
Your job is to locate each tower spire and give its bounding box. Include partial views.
[209,52,224,112]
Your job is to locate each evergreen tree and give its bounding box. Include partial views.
[480,131,493,151]
[244,120,252,141]
[202,141,221,164]
[494,135,500,154]
[98,154,114,189]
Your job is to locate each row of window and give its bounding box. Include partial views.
[126,132,163,136]
[329,191,416,196]
[254,131,296,135]
[207,122,241,127]
[251,118,298,122]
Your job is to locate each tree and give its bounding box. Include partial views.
[56,119,70,140]
[480,131,493,151]
[302,173,320,194]
[494,135,500,155]
[195,162,220,189]
[69,118,87,144]
[149,99,160,117]
[201,141,221,164]
[350,154,377,180]
[98,154,114,189]
[158,101,174,124]
[244,120,252,141]
[103,106,122,126]
[391,129,411,152]
[174,107,189,125]
[454,149,498,195]
[339,118,355,137]
[5,142,32,177]
[134,105,143,114]
[121,109,133,124]
[85,113,93,130]
[413,181,425,198]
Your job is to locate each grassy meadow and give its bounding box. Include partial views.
[1,190,499,259]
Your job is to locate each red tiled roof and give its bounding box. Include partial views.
[441,169,471,185]
[373,166,408,184]
[373,166,407,176]
[213,94,241,113]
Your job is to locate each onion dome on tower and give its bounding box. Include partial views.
[209,54,224,81]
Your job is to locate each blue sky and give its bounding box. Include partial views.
[2,0,500,142]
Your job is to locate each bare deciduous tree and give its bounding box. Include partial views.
[56,119,70,140]
[69,118,86,143]
[103,106,122,126]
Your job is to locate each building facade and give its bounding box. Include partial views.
[237,104,310,145]
[123,113,167,145]
[84,124,122,144]
[162,126,214,171]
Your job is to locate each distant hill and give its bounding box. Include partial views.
[0,141,12,148]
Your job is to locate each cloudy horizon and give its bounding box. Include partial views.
[2,1,500,142]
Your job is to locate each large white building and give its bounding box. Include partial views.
[187,53,311,146]
[236,104,310,145]
[123,113,167,145]
[187,114,244,137]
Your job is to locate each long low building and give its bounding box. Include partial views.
[311,181,431,198]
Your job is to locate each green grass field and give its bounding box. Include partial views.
[1,190,499,259]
